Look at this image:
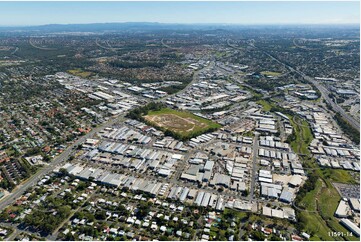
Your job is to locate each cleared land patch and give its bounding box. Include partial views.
[144,108,221,139]
[67,69,93,78]
[145,114,207,133]
[261,71,282,77]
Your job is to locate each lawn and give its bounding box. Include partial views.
[144,108,221,139]
[298,169,359,241]
[299,179,323,211]
[257,100,273,112]
[318,180,359,241]
[214,51,227,58]
[322,169,357,184]
[67,69,93,78]
[255,100,358,241]
[256,99,314,155]
[298,178,342,241]
[223,208,248,221]
[288,116,313,155]
[261,71,282,77]
[241,85,263,99]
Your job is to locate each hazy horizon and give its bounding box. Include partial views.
[0,1,359,26]
[1,21,360,28]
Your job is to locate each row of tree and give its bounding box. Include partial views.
[126,102,219,141]
[125,102,166,121]
[110,60,165,69]
[334,112,360,144]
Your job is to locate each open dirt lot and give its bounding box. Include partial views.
[144,113,208,133]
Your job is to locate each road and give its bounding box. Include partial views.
[0,114,125,210]
[95,38,122,51]
[227,39,243,50]
[3,226,21,241]
[47,187,100,241]
[28,38,57,51]
[310,80,360,131]
[249,132,259,202]
[247,41,359,132]
[0,59,212,210]
[160,38,181,50]
[11,47,19,55]
[0,222,41,241]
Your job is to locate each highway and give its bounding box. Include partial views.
[28,38,57,51]
[0,115,125,210]
[95,38,122,51]
[160,38,181,50]
[309,79,360,131]
[256,46,360,132]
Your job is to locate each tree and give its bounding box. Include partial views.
[250,230,266,241]
[0,211,10,221]
[159,235,169,241]
[269,234,282,241]
[59,168,69,175]
[135,201,151,219]
[118,205,130,217]
[243,189,249,196]
[95,210,107,220]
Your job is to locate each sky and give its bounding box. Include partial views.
[0,1,359,26]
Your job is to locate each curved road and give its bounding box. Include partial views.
[160,38,181,50]
[160,61,214,101]
[29,38,57,51]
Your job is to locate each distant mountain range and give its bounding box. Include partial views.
[0,22,231,32]
[0,22,358,34]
